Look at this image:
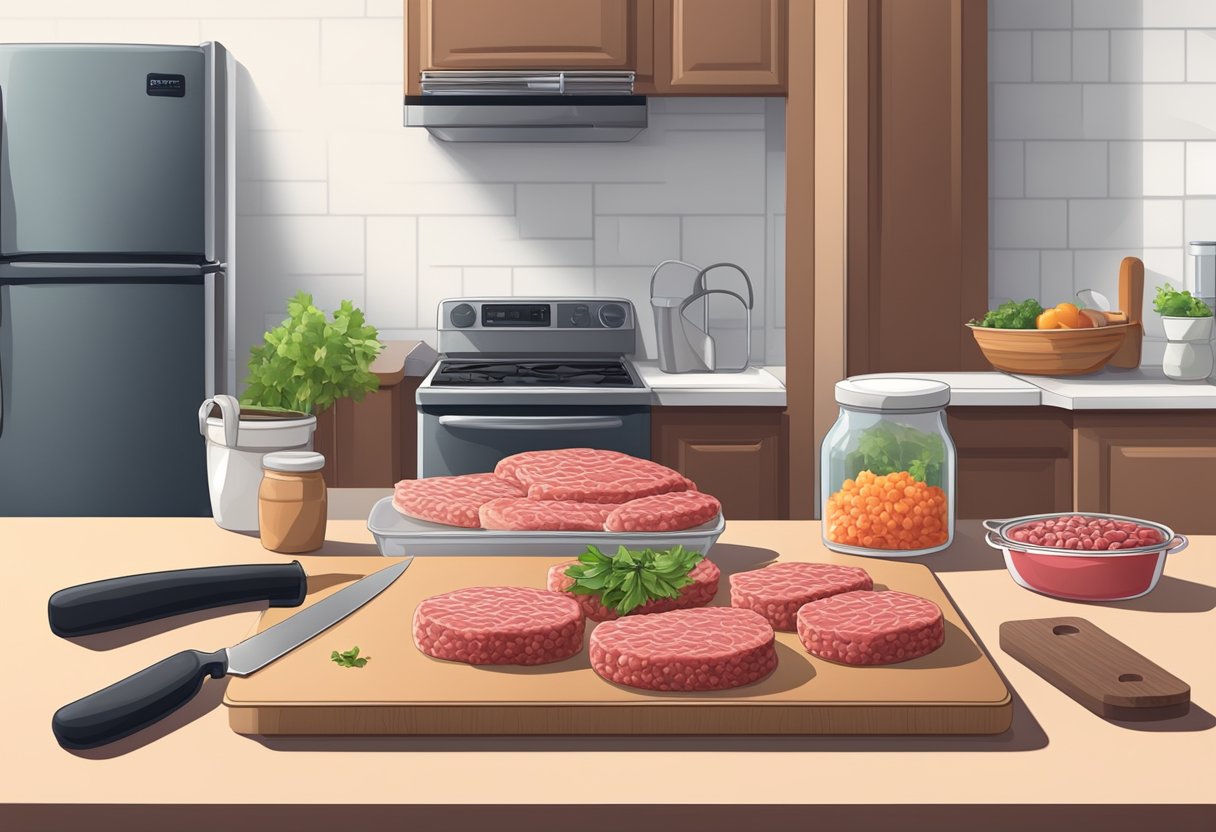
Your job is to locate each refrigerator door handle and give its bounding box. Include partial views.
[203,270,219,398]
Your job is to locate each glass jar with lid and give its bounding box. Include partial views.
[821,377,956,557]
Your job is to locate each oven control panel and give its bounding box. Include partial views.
[439,298,635,330]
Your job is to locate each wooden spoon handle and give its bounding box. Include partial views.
[1109,256,1144,368]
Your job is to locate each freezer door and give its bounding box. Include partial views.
[0,278,212,516]
[0,45,206,258]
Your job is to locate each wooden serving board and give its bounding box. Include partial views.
[225,550,1012,736]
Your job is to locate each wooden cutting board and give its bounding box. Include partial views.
[224,550,1012,736]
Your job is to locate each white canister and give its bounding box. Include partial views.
[198,395,317,532]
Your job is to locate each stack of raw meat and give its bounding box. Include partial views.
[393,449,721,533]
[412,557,947,689]
[728,562,945,665]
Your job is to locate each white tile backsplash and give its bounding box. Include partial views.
[1188,30,1216,81]
[991,2,1216,367]
[990,31,1033,83]
[1072,30,1109,81]
[1025,141,1107,197]
[0,7,788,371]
[1033,31,1072,82]
[1068,199,1183,248]
[516,185,593,239]
[1110,30,1186,82]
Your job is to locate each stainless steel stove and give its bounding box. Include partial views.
[416,297,651,477]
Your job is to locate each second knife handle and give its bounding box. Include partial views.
[48,562,308,637]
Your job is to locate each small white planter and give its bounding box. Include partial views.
[1160,315,1214,381]
[198,395,317,532]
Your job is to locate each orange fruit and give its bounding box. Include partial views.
[1073,311,1095,328]
[1036,309,1060,329]
[1053,302,1080,328]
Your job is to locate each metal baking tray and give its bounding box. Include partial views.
[367,496,726,557]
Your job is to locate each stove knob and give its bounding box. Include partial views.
[449,303,477,328]
[598,303,627,328]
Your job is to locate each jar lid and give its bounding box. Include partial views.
[835,377,950,411]
[1189,241,1216,254]
[263,451,326,473]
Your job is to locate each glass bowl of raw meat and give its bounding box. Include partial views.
[983,512,1188,601]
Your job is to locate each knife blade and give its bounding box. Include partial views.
[52,558,411,750]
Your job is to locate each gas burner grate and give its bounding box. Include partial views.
[431,360,639,387]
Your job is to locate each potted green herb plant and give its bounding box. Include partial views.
[201,293,382,531]
[1153,285,1213,381]
[242,292,382,413]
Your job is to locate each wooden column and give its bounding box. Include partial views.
[845,0,988,374]
[784,0,815,517]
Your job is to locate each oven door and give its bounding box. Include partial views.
[418,404,650,478]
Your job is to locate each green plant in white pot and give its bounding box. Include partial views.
[199,294,382,531]
[242,292,383,413]
[1154,285,1213,381]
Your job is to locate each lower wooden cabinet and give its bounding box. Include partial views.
[1075,412,1216,535]
[948,408,1072,520]
[949,406,1216,534]
[651,406,787,519]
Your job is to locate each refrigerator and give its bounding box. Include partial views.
[0,43,235,516]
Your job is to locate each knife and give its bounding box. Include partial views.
[52,558,411,750]
[48,562,312,637]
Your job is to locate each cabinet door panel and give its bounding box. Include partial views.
[652,407,787,520]
[657,0,785,92]
[420,0,633,69]
[948,408,1073,520]
[1075,414,1216,534]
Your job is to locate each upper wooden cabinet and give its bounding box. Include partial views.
[405,0,785,96]
[414,0,645,70]
[655,0,786,93]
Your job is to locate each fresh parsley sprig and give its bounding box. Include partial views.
[564,545,704,614]
[331,645,370,668]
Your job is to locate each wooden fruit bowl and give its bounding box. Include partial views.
[967,323,1133,376]
[969,256,1146,376]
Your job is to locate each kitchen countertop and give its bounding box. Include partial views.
[5,498,1213,827]
[843,368,1216,409]
[632,360,786,406]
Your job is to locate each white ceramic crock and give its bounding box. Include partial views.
[1161,315,1214,381]
[198,395,316,532]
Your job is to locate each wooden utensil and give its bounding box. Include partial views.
[1109,256,1144,368]
[999,617,1189,721]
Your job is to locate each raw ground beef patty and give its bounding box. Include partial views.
[603,490,722,532]
[590,607,777,691]
[796,590,944,666]
[479,497,618,532]
[495,448,693,504]
[547,558,721,621]
[393,473,524,528]
[729,562,874,631]
[413,586,584,666]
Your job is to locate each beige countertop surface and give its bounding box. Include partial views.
[3,494,1213,820]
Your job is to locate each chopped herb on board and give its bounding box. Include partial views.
[565,545,704,615]
[331,646,370,668]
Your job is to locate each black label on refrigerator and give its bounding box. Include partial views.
[146,73,185,97]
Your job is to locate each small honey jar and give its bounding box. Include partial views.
[258,451,327,553]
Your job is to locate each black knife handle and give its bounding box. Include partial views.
[52,649,229,750]
[48,562,307,637]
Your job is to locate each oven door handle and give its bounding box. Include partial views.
[437,415,624,431]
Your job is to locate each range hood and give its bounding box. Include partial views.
[404,71,647,142]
